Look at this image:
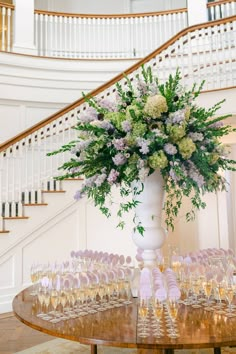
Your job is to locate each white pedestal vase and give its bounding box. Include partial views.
[132,169,166,267]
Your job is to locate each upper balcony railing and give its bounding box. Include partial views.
[34,8,188,58]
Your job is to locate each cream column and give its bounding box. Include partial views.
[187,0,208,26]
[12,0,36,54]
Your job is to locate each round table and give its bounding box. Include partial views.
[13,287,236,354]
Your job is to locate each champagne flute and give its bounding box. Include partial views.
[225,286,235,317]
[138,298,149,338]
[217,283,226,314]
[166,299,179,338]
[152,298,164,338]
[202,281,213,311]
[37,288,45,317]
[50,289,59,323]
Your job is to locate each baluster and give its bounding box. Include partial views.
[1,7,6,51]
[7,8,11,51]
[125,17,130,58]
[4,148,11,217]
[88,17,92,58]
[109,17,114,58]
[139,16,144,58]
[215,5,221,20]
[63,16,68,58]
[226,22,233,87]
[101,17,106,58]
[59,16,63,57]
[54,16,58,57]
[182,11,187,29]
[68,16,72,58]
[49,15,53,57]
[45,14,48,56]
[10,145,16,216]
[40,13,44,56]
[73,16,77,58]
[35,13,39,55]
[82,17,86,58]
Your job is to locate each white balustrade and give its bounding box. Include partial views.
[34,9,188,58]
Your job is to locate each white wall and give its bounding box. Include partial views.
[35,0,131,14]
[34,0,187,14]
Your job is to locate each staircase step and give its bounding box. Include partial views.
[23,203,48,206]
[3,216,29,220]
[42,190,66,193]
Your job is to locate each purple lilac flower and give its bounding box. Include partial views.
[209,121,224,128]
[188,132,204,142]
[164,143,177,155]
[121,120,132,132]
[107,169,119,184]
[71,140,92,154]
[188,168,205,187]
[187,161,205,187]
[112,153,127,166]
[100,121,114,131]
[113,138,127,151]
[79,107,98,123]
[95,173,107,187]
[169,168,180,182]
[74,190,84,201]
[97,98,116,111]
[137,80,149,96]
[169,110,185,124]
[84,176,97,187]
[136,138,150,154]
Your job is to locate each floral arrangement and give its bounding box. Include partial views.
[49,66,236,234]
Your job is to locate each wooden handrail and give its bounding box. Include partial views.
[34,7,187,19]
[207,0,235,8]
[0,15,235,152]
[0,2,14,10]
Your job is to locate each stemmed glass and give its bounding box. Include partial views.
[30,264,39,296]
[138,298,149,338]
[202,280,213,311]
[151,298,164,338]
[50,289,60,323]
[166,299,179,338]
[37,288,45,317]
[217,282,226,315]
[225,285,235,317]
